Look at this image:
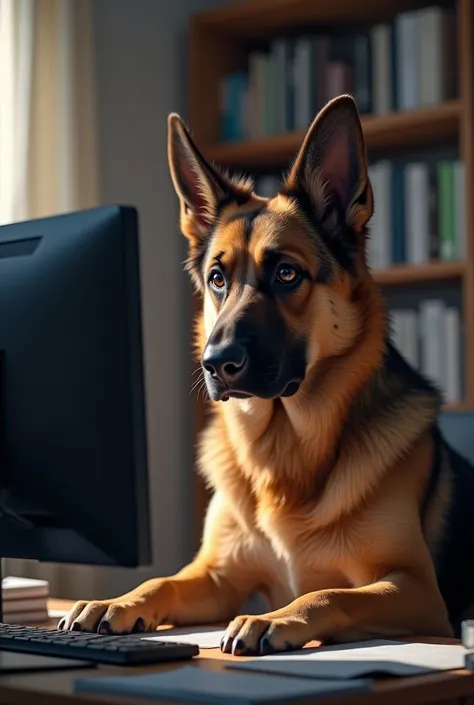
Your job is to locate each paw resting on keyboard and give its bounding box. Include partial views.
[58,580,176,634]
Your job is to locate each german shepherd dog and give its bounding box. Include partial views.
[61,95,474,655]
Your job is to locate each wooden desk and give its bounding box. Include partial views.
[0,599,471,705]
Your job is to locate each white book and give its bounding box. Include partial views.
[293,38,312,130]
[419,300,446,394]
[419,7,444,106]
[255,175,280,199]
[405,163,430,264]
[420,7,456,106]
[2,576,49,601]
[369,161,392,269]
[445,307,462,403]
[371,24,392,115]
[395,12,420,110]
[454,161,466,259]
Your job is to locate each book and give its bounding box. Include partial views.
[2,576,49,601]
[437,161,456,261]
[293,38,313,130]
[255,175,280,198]
[405,163,430,264]
[445,307,462,403]
[368,161,391,268]
[390,310,419,369]
[3,610,50,625]
[75,666,372,704]
[3,597,49,614]
[395,11,420,111]
[419,7,454,106]
[353,33,372,114]
[420,299,446,394]
[248,52,265,139]
[371,24,392,114]
[391,165,405,263]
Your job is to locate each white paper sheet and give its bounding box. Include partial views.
[143,626,226,649]
[229,639,465,679]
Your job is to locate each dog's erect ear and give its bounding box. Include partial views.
[285,95,373,235]
[168,114,246,243]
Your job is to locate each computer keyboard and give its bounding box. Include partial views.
[0,623,199,665]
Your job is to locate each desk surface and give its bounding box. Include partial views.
[0,599,471,705]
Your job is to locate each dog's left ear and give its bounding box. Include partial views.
[285,95,373,236]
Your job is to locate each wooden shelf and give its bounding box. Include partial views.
[373,261,465,287]
[443,400,474,412]
[196,0,448,38]
[205,102,461,169]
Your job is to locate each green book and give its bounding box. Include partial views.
[437,161,456,261]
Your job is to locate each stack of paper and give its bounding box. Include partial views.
[2,576,50,624]
[75,665,372,704]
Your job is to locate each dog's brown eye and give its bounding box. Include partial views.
[210,271,225,289]
[276,266,298,284]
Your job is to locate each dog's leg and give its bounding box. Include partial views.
[60,493,263,634]
[221,566,453,656]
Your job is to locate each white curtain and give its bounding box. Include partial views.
[0,0,100,599]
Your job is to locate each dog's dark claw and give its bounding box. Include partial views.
[260,636,277,655]
[231,639,245,656]
[98,620,111,635]
[133,617,145,633]
[57,618,66,631]
[71,622,82,632]
[220,635,232,653]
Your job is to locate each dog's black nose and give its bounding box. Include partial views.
[202,342,248,385]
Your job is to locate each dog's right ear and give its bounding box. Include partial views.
[168,114,247,246]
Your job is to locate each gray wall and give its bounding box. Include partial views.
[90,0,225,599]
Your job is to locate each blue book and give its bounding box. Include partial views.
[220,73,248,141]
[75,665,372,704]
[391,165,405,263]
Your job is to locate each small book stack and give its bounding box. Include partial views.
[2,576,50,625]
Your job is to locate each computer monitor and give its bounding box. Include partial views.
[0,205,151,569]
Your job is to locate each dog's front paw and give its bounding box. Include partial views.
[220,613,310,656]
[58,581,175,634]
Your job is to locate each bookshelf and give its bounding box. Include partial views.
[206,101,461,168]
[187,0,474,538]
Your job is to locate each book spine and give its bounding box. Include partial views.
[420,299,446,394]
[353,34,372,114]
[371,24,392,115]
[405,163,430,264]
[255,175,280,198]
[419,7,443,106]
[437,161,456,261]
[445,307,462,403]
[391,165,405,263]
[293,39,311,130]
[313,36,330,113]
[395,12,420,111]
[375,161,392,268]
[428,165,439,259]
